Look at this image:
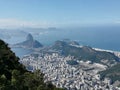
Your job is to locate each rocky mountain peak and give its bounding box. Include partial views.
[26,33,33,41]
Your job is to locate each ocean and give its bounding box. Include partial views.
[11,47,33,58]
[33,26,120,51]
[1,26,120,58]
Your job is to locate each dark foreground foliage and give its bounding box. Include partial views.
[0,40,64,90]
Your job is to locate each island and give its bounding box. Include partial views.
[14,33,43,48]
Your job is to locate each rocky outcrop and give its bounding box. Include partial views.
[15,33,43,48]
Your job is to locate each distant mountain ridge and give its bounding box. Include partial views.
[52,40,119,65]
[15,33,43,48]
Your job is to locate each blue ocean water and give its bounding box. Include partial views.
[11,47,33,58]
[2,26,120,57]
[33,26,120,51]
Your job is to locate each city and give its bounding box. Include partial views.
[20,52,120,90]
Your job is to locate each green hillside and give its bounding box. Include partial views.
[52,40,119,63]
[0,39,64,90]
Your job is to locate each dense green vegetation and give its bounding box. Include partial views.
[100,63,120,83]
[52,40,119,63]
[0,40,64,90]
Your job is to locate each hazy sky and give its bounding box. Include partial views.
[0,0,120,28]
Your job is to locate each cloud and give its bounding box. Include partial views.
[0,18,51,29]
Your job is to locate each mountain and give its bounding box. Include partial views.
[15,33,43,48]
[62,39,79,46]
[52,40,119,65]
[0,39,64,90]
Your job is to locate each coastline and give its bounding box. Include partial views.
[93,48,120,58]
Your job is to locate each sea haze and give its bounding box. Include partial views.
[33,26,120,51]
[0,25,120,57]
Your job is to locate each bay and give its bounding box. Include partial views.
[11,47,33,58]
[2,26,120,57]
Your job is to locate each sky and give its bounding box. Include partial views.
[0,0,120,28]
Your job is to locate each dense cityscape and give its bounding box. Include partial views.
[21,52,120,90]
